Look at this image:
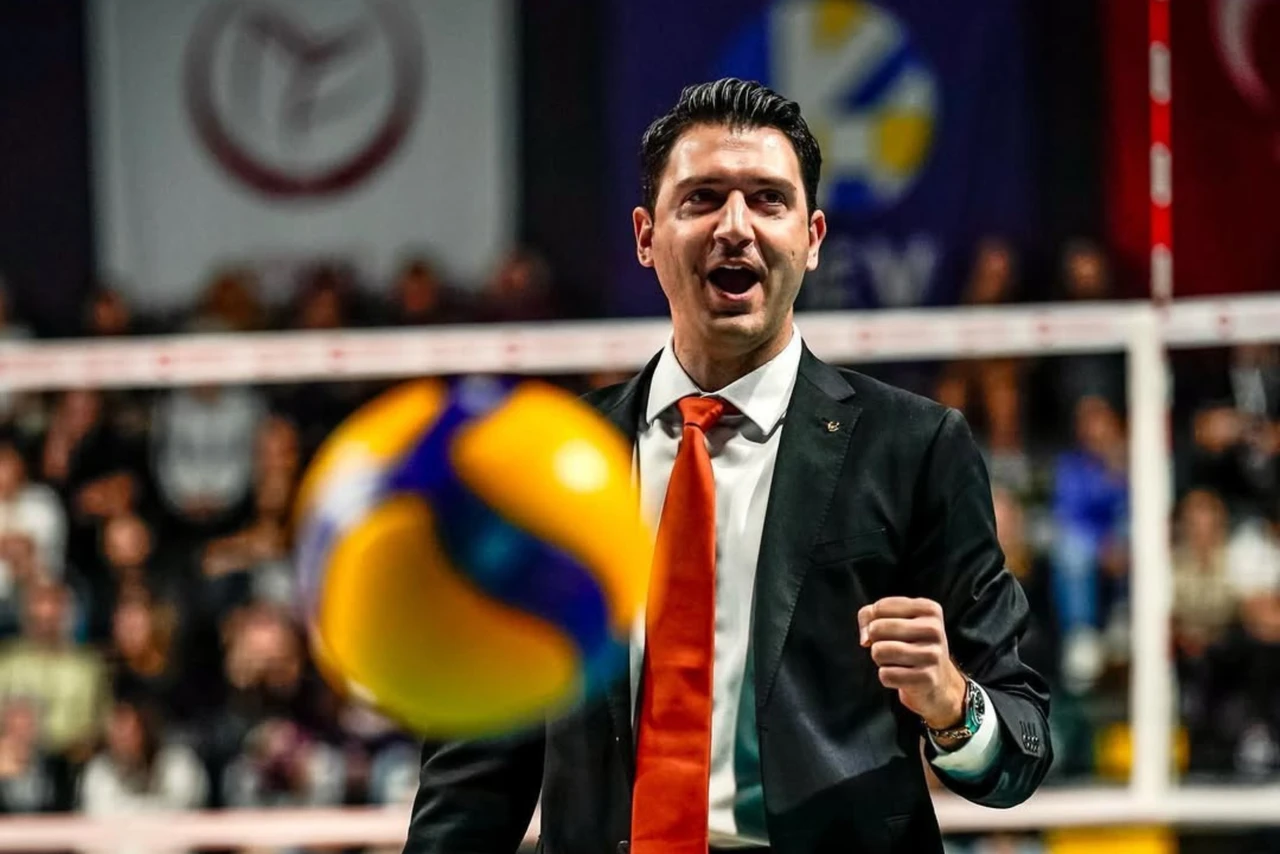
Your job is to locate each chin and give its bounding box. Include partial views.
[701,312,771,346]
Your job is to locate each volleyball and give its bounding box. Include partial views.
[292,376,651,737]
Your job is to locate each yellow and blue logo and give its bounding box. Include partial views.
[718,0,939,216]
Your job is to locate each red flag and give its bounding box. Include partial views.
[1106,0,1280,297]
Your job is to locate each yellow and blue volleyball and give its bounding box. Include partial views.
[293,376,651,737]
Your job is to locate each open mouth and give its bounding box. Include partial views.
[706,266,762,296]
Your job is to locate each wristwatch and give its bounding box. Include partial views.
[926,676,984,743]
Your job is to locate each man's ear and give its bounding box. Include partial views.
[806,209,827,271]
[633,206,655,268]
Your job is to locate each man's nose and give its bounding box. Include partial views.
[713,192,753,251]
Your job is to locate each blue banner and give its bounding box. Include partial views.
[606,0,1032,315]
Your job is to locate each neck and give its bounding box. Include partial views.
[674,323,793,391]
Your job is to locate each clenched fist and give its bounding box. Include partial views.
[858,597,967,735]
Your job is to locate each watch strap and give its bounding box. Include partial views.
[927,676,983,742]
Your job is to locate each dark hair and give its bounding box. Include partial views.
[639,78,822,214]
[107,697,164,781]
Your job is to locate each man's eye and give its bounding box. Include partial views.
[758,191,786,205]
[687,190,716,204]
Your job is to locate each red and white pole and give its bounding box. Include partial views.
[1149,0,1172,305]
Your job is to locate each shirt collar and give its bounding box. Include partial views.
[644,325,803,434]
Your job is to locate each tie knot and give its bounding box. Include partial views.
[677,395,725,432]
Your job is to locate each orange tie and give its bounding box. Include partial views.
[631,395,725,854]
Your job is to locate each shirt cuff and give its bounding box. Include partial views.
[927,683,1001,780]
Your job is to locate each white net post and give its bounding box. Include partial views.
[1127,306,1174,799]
[1133,0,1174,798]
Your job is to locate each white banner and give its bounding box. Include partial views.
[89,0,515,310]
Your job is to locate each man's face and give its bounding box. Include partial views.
[634,124,825,358]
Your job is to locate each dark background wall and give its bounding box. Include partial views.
[1027,0,1106,294]
[518,0,609,319]
[0,0,96,336]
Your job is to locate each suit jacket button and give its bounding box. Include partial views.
[617,843,630,854]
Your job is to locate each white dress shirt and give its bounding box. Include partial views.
[630,327,1001,846]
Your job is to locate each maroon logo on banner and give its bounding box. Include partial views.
[1216,0,1273,114]
[1214,0,1280,155]
[184,0,424,198]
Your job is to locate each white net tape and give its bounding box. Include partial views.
[1,294,1277,390]
[1,786,1280,851]
[2,293,1277,850]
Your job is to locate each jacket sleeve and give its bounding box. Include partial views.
[907,408,1053,808]
[403,728,544,854]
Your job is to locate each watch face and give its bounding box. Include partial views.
[965,680,984,730]
[926,679,983,741]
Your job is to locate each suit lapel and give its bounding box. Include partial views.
[590,355,659,763]
[754,348,862,709]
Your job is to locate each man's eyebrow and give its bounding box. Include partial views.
[670,175,798,193]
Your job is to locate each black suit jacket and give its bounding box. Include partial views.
[405,347,1052,854]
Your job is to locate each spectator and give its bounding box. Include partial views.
[1171,489,1238,661]
[1051,395,1130,694]
[474,247,558,323]
[337,701,419,807]
[290,264,358,331]
[84,513,189,644]
[0,698,67,813]
[83,287,133,338]
[935,238,1029,489]
[1180,344,1280,517]
[39,389,146,575]
[82,287,154,437]
[222,715,345,811]
[39,391,103,493]
[205,604,344,809]
[1208,500,1280,777]
[0,440,67,613]
[79,698,208,848]
[1040,241,1127,435]
[1228,503,1280,639]
[0,579,108,762]
[253,414,301,486]
[150,384,266,531]
[197,416,297,591]
[0,536,41,639]
[107,585,191,723]
[193,267,266,333]
[272,268,374,456]
[387,256,471,326]
[201,465,296,615]
[992,487,1057,685]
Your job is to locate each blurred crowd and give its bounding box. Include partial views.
[0,238,1275,854]
[888,238,1280,789]
[0,249,567,852]
[895,239,1280,854]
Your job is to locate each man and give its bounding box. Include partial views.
[405,78,1051,854]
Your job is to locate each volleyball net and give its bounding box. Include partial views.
[0,294,1275,850]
